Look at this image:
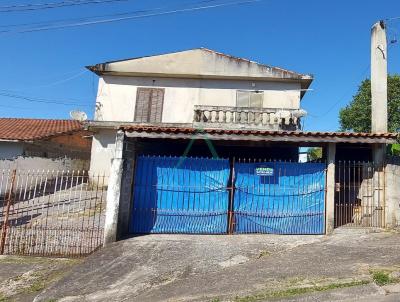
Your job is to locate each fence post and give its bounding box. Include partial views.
[228,157,235,234]
[103,130,124,247]
[0,169,16,255]
[325,143,336,234]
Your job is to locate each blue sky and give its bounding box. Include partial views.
[1,0,400,131]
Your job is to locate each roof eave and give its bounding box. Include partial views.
[87,68,312,82]
[86,122,398,145]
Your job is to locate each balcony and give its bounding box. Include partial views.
[193,105,305,131]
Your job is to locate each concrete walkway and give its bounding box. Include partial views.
[34,229,400,302]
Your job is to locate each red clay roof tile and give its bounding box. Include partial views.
[0,118,84,141]
[121,125,398,140]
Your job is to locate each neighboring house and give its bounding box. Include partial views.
[87,48,313,173]
[86,48,398,242]
[0,118,91,170]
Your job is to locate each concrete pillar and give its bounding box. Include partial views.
[325,143,336,234]
[371,21,388,133]
[385,159,400,227]
[373,144,386,226]
[385,163,395,227]
[117,141,136,240]
[371,20,388,227]
[103,130,124,246]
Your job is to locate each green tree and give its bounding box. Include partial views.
[339,75,400,133]
[307,147,322,161]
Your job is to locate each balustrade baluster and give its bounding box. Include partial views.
[194,106,300,130]
[204,110,210,122]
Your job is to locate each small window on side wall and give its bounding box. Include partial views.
[134,88,165,123]
[236,90,264,108]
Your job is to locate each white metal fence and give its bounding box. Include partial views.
[0,169,108,257]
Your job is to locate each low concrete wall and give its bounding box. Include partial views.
[0,156,89,171]
[385,160,400,227]
[0,156,90,195]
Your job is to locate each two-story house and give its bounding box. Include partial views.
[86,48,397,240]
[87,48,313,174]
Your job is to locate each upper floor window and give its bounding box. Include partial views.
[134,88,165,123]
[236,90,263,108]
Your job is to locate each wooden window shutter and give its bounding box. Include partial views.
[134,88,164,123]
[149,88,164,122]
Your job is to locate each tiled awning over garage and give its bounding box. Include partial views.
[120,125,398,145]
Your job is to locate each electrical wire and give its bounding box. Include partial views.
[307,64,371,119]
[0,0,225,29]
[309,35,399,120]
[0,0,263,34]
[0,90,92,106]
[386,16,400,22]
[0,0,129,13]
[24,69,88,90]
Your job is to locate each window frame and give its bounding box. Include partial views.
[134,87,165,123]
[236,90,264,108]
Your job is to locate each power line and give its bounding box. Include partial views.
[386,16,400,22]
[0,90,92,106]
[0,104,34,110]
[24,69,88,90]
[0,0,263,34]
[0,0,223,29]
[5,70,89,94]
[307,64,371,119]
[308,37,398,120]
[0,1,180,29]
[0,0,129,13]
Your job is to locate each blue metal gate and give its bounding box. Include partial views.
[130,157,326,235]
[233,161,326,234]
[129,156,230,234]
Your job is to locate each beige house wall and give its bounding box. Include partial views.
[94,76,301,123]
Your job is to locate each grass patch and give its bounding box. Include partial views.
[370,270,400,286]
[26,278,46,293]
[0,293,10,302]
[372,271,391,286]
[257,250,271,259]
[234,280,369,302]
[0,255,80,266]
[0,255,47,265]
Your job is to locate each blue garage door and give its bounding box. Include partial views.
[129,156,230,234]
[233,162,326,234]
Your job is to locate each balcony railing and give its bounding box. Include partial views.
[193,105,302,130]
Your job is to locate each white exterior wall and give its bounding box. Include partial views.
[90,75,302,175]
[90,129,117,175]
[0,156,88,171]
[94,76,301,123]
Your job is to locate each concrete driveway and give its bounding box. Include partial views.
[34,229,400,302]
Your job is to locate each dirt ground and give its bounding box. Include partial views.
[2,229,400,302]
[0,256,81,302]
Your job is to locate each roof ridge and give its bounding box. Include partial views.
[87,47,313,78]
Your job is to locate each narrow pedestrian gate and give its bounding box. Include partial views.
[129,156,326,235]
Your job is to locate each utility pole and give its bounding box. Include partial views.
[371,20,388,167]
[370,21,387,228]
[371,20,388,134]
